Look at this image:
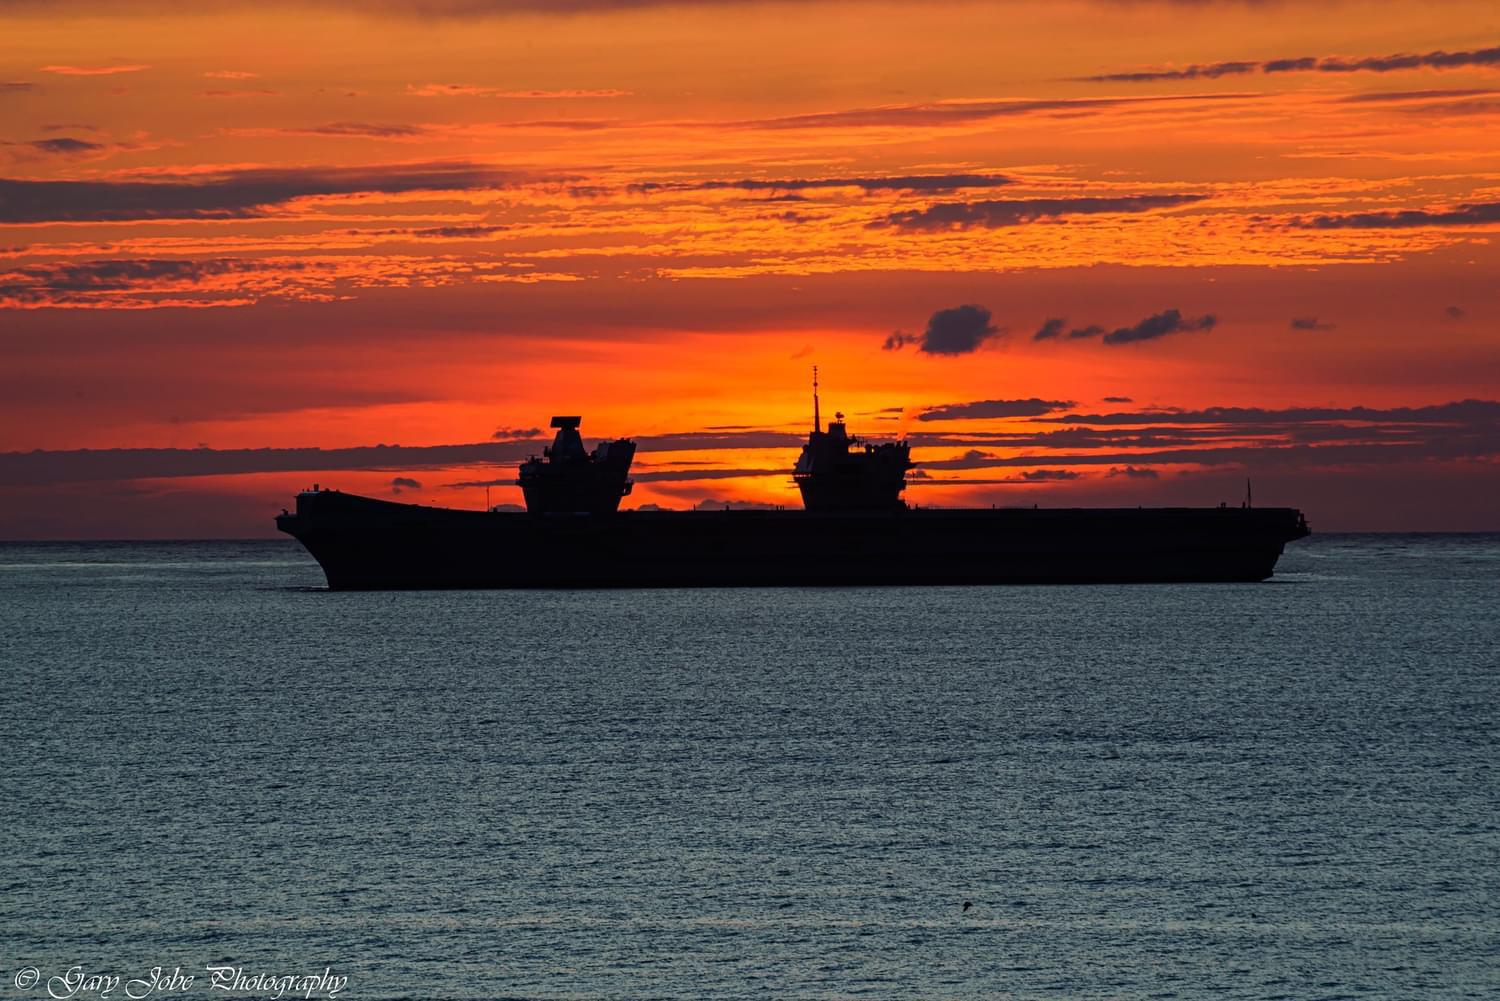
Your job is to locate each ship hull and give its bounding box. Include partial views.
[277,491,1310,589]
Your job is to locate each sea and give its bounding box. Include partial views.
[1,535,1496,1000]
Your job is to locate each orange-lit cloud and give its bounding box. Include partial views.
[407,83,630,98]
[40,63,150,75]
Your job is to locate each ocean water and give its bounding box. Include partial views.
[1,535,1496,1000]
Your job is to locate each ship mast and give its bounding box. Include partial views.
[813,365,821,434]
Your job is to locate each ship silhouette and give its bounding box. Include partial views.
[277,376,1309,588]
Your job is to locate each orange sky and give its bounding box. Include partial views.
[2,0,1498,535]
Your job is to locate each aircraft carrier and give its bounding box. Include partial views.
[276,383,1309,589]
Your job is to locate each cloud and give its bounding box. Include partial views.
[1052,400,1500,427]
[283,121,430,138]
[231,121,429,138]
[1033,317,1066,341]
[199,88,282,98]
[0,253,574,308]
[492,426,541,439]
[633,467,787,483]
[408,83,629,97]
[885,304,1002,355]
[204,70,259,79]
[0,1,1291,18]
[1085,44,1500,82]
[0,441,540,486]
[1019,469,1081,481]
[1292,200,1500,229]
[448,465,789,489]
[967,309,1216,351]
[0,162,528,223]
[736,93,1247,130]
[1445,305,1467,320]
[1315,45,1500,74]
[2,81,36,93]
[1103,396,1133,404]
[917,398,1076,421]
[408,83,491,96]
[40,64,150,76]
[6,258,265,289]
[1086,60,1260,83]
[691,498,780,511]
[1339,87,1500,104]
[1102,308,1217,345]
[18,137,104,155]
[631,173,1014,195]
[390,476,422,493]
[1290,316,1335,330]
[878,194,1204,231]
[1033,317,1105,341]
[331,223,508,241]
[0,257,333,308]
[6,401,1499,507]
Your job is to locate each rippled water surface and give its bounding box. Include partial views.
[2,535,1497,999]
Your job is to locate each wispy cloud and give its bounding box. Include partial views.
[1291,200,1500,229]
[0,441,535,486]
[1034,318,1106,342]
[251,121,430,138]
[1053,400,1500,427]
[1290,316,1335,330]
[40,64,150,76]
[1101,308,1217,345]
[1339,87,1500,104]
[734,93,1248,130]
[1085,43,1500,82]
[0,257,333,309]
[408,83,629,97]
[5,401,1498,492]
[10,137,105,155]
[0,162,531,223]
[631,173,1015,195]
[917,398,1076,421]
[199,88,282,98]
[877,194,1204,231]
[1033,309,1216,346]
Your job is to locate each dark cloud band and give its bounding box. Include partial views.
[629,173,1014,195]
[1034,309,1216,346]
[0,162,527,223]
[1292,200,1500,229]
[917,399,1076,421]
[1085,44,1500,82]
[877,194,1204,232]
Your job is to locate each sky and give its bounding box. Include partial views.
[1,0,1497,536]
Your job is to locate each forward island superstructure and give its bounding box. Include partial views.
[277,380,1309,588]
[517,416,635,514]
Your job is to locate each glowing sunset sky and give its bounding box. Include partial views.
[2,0,1497,535]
